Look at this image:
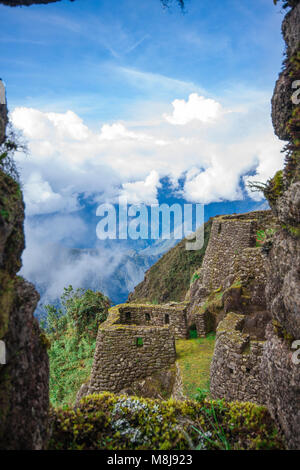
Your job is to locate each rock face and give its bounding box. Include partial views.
[0,167,49,449]
[261,1,300,450]
[271,3,300,140]
[0,80,7,145]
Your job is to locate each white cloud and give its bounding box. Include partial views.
[99,122,148,141]
[164,93,226,125]
[23,172,78,216]
[119,170,161,205]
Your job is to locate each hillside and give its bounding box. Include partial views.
[128,219,213,304]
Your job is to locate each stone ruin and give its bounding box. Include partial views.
[84,303,188,396]
[83,211,278,405]
[186,210,278,405]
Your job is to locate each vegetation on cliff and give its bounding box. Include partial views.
[129,220,212,304]
[42,286,110,408]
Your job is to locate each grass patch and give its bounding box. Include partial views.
[176,334,216,400]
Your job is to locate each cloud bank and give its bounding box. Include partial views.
[12,91,283,212]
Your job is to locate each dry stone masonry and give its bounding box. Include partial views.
[87,304,186,395]
[188,211,274,308]
[188,211,276,337]
[210,313,265,404]
[185,210,278,405]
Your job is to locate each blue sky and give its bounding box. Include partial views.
[1,0,285,121]
[0,0,288,304]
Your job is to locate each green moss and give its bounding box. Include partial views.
[0,271,15,338]
[282,223,300,238]
[272,320,295,346]
[48,392,284,450]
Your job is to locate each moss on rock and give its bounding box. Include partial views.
[49,392,284,450]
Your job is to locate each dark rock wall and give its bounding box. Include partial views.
[0,159,49,448]
[262,1,300,449]
[0,80,7,145]
[272,3,300,140]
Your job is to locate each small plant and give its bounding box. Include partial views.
[273,0,298,9]
[191,272,200,284]
[194,387,209,401]
[0,121,27,182]
[256,228,277,247]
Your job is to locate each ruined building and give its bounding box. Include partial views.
[82,303,189,397]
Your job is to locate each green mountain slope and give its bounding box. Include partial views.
[128,219,212,304]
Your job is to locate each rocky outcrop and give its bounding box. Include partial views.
[261,324,300,449]
[0,167,49,449]
[261,0,300,450]
[0,80,7,145]
[271,2,300,140]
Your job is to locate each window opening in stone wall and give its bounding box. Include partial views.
[218,223,222,234]
[165,314,170,324]
[145,313,150,321]
[136,337,143,347]
[125,311,131,322]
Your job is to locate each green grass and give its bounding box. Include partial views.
[176,334,216,400]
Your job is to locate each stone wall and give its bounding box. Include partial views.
[188,211,275,338]
[210,313,265,405]
[119,303,188,339]
[188,211,274,309]
[87,304,177,394]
